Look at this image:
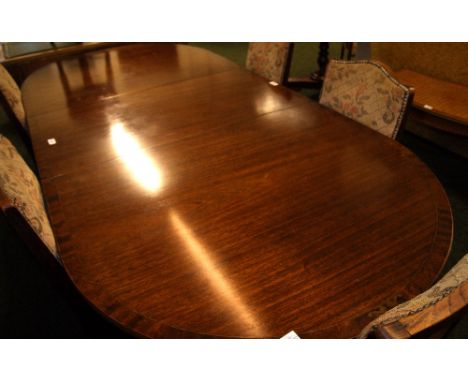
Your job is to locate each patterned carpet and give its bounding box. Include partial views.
[0,43,466,338]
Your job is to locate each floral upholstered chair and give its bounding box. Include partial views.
[319,60,413,140]
[246,43,293,85]
[359,253,468,338]
[0,134,59,262]
[0,64,27,130]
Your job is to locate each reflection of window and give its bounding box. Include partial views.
[169,210,263,336]
[111,122,164,193]
[1,42,80,59]
[56,51,115,102]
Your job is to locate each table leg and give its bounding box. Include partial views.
[311,42,329,81]
[286,42,330,90]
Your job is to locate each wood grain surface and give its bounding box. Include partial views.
[396,69,468,128]
[21,43,453,338]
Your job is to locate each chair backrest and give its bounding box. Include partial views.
[359,253,468,338]
[0,64,26,129]
[319,60,412,140]
[245,43,293,85]
[0,134,59,261]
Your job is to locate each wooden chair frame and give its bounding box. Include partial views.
[372,281,468,339]
[282,43,294,86]
[396,87,414,141]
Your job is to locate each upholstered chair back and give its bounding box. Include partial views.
[246,43,293,85]
[359,253,468,338]
[319,60,412,139]
[0,64,26,128]
[0,134,58,258]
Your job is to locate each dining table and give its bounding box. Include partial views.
[21,43,453,338]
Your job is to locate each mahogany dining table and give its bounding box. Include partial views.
[21,43,453,338]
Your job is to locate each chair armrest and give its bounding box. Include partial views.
[375,281,468,338]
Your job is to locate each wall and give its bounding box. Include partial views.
[371,43,468,86]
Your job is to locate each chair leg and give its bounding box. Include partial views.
[19,125,34,155]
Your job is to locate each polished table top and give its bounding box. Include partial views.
[22,43,453,338]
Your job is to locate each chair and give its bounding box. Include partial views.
[0,133,131,337]
[359,253,468,339]
[0,134,59,267]
[0,64,31,148]
[319,60,414,140]
[340,43,357,60]
[0,64,27,128]
[245,43,293,85]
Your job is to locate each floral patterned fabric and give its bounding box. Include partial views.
[319,60,411,139]
[246,43,292,84]
[359,253,468,338]
[0,135,58,257]
[0,64,26,128]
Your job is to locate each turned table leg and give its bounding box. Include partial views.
[286,42,330,90]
